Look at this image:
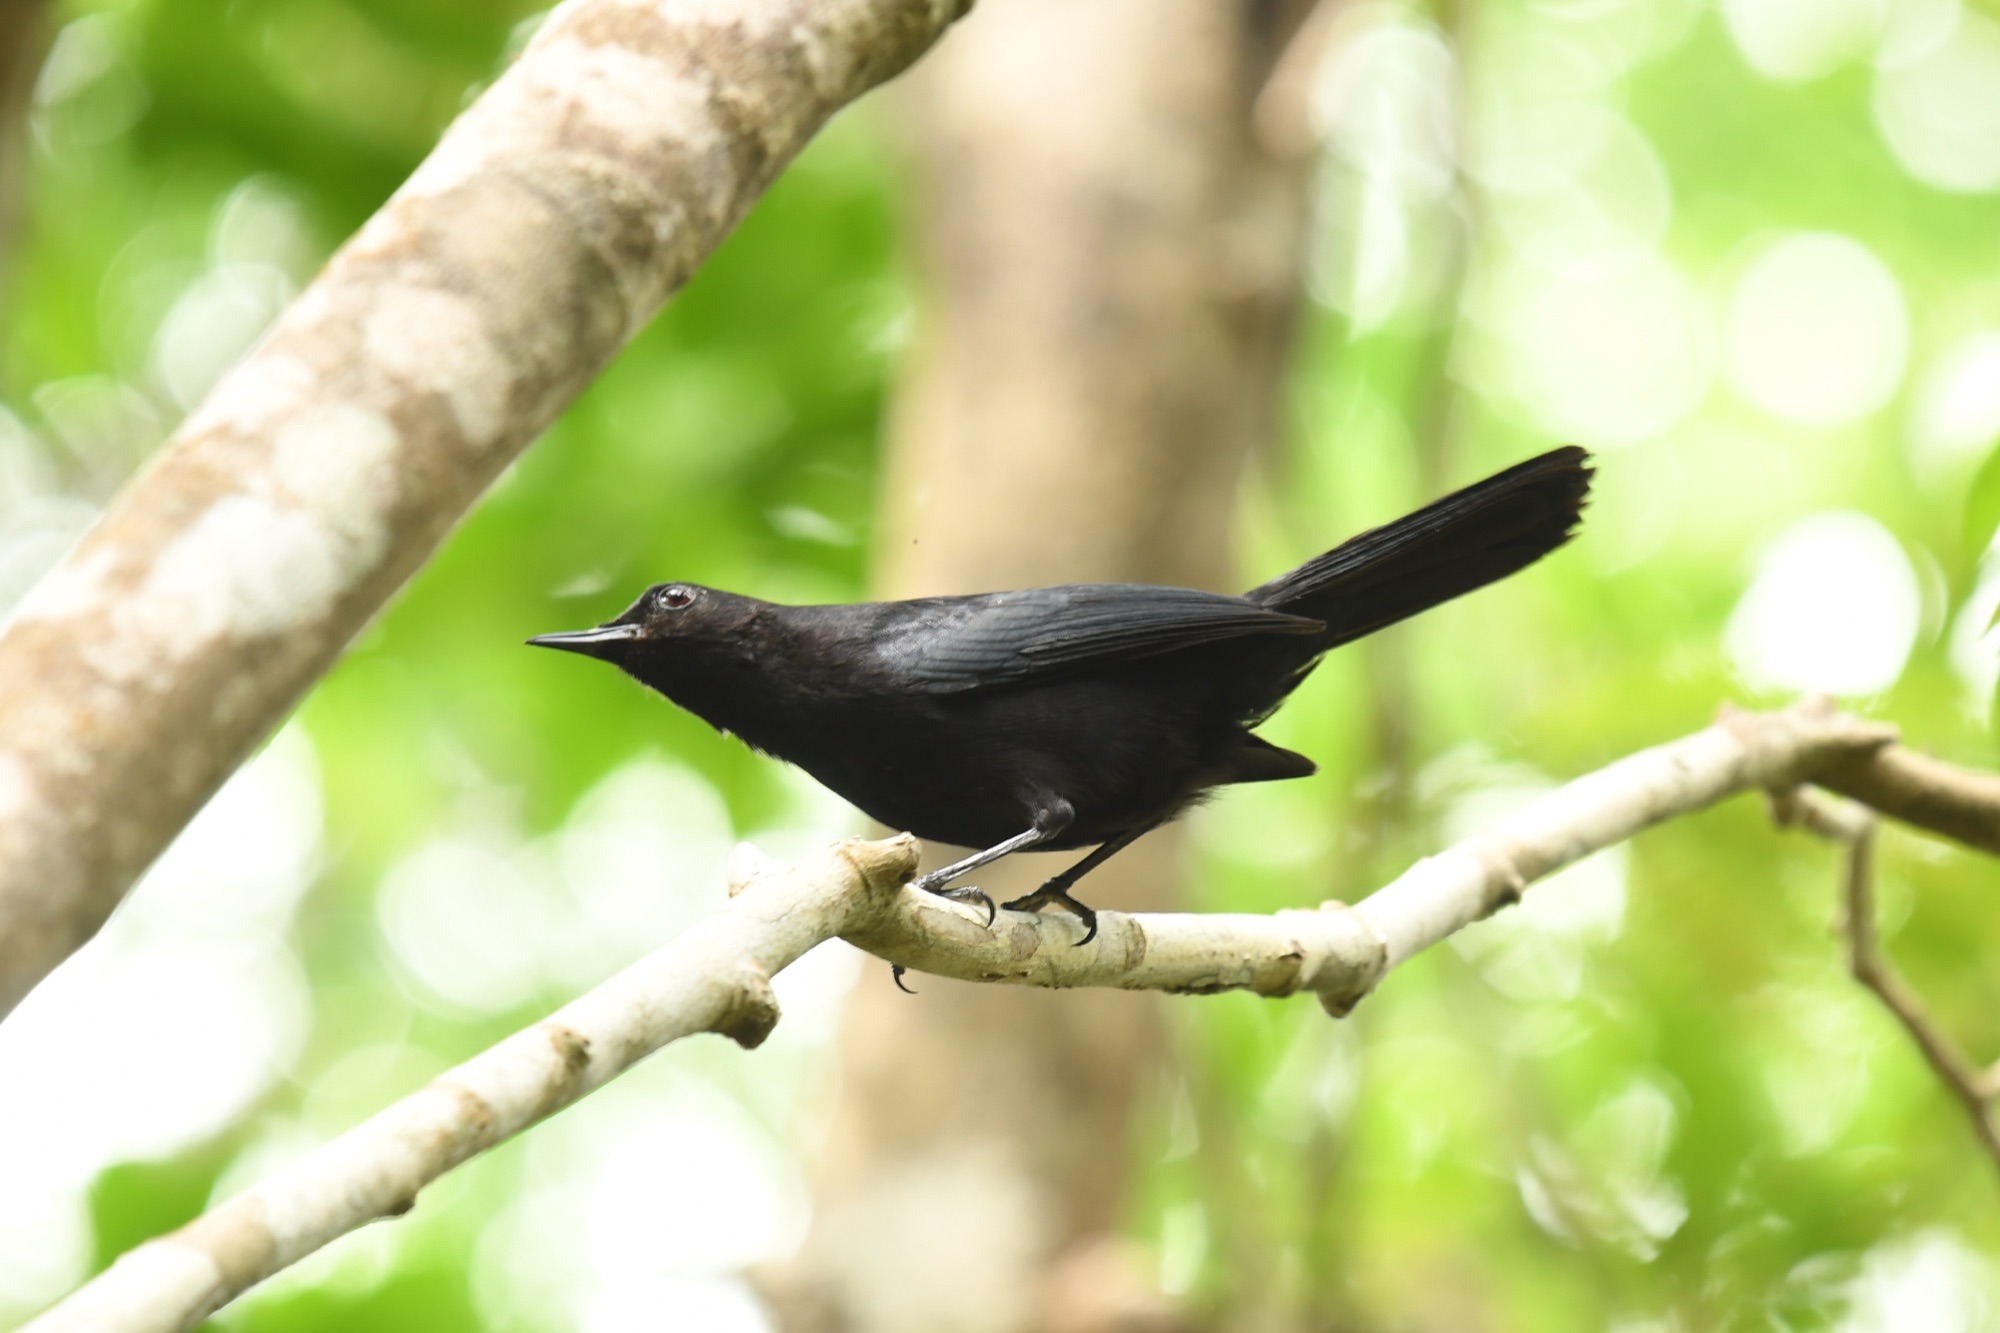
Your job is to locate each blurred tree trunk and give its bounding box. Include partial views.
[769,3,1316,1329]
[0,0,50,287]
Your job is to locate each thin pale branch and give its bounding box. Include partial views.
[26,699,2000,1326]
[1815,744,2000,857]
[855,698,1898,1009]
[20,836,922,1333]
[1846,826,2000,1172]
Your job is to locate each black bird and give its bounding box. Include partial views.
[531,447,1591,946]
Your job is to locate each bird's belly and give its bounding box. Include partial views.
[781,678,1228,851]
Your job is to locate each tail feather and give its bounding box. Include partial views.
[1245,447,1592,647]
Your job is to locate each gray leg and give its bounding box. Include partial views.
[910,799,1077,926]
[1001,825,1153,947]
[913,824,1062,894]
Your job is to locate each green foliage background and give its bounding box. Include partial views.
[3,0,1998,1330]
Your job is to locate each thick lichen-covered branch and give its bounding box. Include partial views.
[0,0,973,1020]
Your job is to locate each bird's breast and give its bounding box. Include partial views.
[759,674,1231,851]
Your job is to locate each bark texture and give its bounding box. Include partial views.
[770,3,1316,1329]
[0,0,972,1019]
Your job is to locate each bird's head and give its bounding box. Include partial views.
[527,582,759,669]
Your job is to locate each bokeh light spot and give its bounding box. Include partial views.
[1726,511,1921,696]
[1309,13,1459,333]
[1723,0,1887,82]
[586,1112,799,1278]
[1477,107,1674,259]
[1312,17,1458,204]
[379,835,558,1015]
[1910,331,2000,482]
[1873,8,2000,193]
[1947,543,2000,725]
[474,1068,802,1333]
[1839,1229,1998,1333]
[553,756,735,986]
[0,1186,90,1327]
[152,263,295,410]
[1722,233,1909,427]
[1492,244,1712,447]
[0,731,320,1318]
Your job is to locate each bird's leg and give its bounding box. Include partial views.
[911,800,1076,926]
[1001,826,1150,948]
[910,827,1051,924]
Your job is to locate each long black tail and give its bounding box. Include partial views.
[1244,447,1592,647]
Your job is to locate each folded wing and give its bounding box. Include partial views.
[884,584,1324,693]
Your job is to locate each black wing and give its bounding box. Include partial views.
[877,584,1324,693]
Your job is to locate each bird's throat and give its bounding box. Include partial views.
[624,647,799,759]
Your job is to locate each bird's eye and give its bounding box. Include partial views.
[657,585,696,611]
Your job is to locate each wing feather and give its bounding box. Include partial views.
[884,584,1323,692]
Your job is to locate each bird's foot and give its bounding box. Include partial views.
[911,871,997,927]
[1000,884,1099,947]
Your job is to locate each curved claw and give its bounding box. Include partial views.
[939,884,998,927]
[1000,885,1099,947]
[912,872,997,927]
[892,964,916,995]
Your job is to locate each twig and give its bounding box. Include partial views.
[1816,744,2000,857]
[1770,786,2000,1181]
[24,699,1995,1327]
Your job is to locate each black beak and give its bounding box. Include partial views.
[527,624,641,658]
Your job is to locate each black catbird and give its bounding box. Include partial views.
[531,446,1592,945]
